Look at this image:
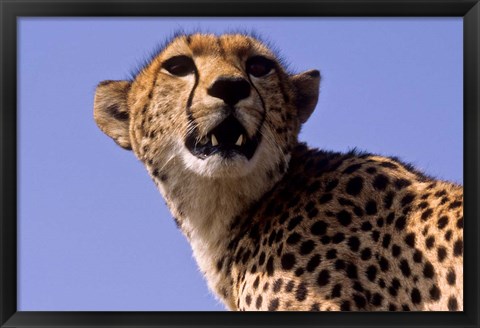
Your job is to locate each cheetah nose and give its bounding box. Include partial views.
[207,77,251,107]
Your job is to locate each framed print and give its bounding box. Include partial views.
[1,1,479,328]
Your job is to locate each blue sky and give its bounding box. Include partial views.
[18,17,462,311]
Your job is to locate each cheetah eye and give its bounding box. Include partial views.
[246,56,275,78]
[163,55,195,77]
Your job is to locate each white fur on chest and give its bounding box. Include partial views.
[150,152,283,304]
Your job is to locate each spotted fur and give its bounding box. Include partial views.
[94,33,463,311]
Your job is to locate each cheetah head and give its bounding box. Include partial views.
[94,33,320,179]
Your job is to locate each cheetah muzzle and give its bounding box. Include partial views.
[94,32,463,311]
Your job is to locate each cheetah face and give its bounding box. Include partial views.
[94,33,320,179]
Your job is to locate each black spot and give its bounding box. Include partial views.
[378,279,386,288]
[319,193,333,204]
[371,293,384,306]
[401,193,415,207]
[268,298,279,311]
[294,267,305,277]
[335,259,346,270]
[377,218,384,227]
[453,239,463,257]
[399,259,411,277]
[365,200,378,215]
[311,221,328,235]
[336,210,352,227]
[331,284,342,298]
[300,240,315,255]
[295,283,308,301]
[366,167,377,174]
[346,263,358,279]
[263,282,270,292]
[395,178,411,189]
[447,269,456,285]
[429,285,441,301]
[276,229,284,242]
[326,249,337,259]
[445,230,452,241]
[273,279,283,293]
[382,234,392,249]
[413,250,423,263]
[245,294,252,306]
[338,197,354,206]
[340,301,351,311]
[404,233,416,248]
[286,233,301,245]
[395,216,407,231]
[317,269,330,286]
[258,252,266,265]
[268,230,277,246]
[332,232,345,244]
[457,217,463,229]
[352,281,364,292]
[216,258,224,272]
[448,297,458,311]
[379,256,389,272]
[285,280,295,292]
[386,212,395,225]
[255,295,263,309]
[353,294,366,309]
[361,221,373,231]
[437,247,447,262]
[253,276,260,289]
[287,215,304,231]
[266,256,275,276]
[391,244,401,257]
[320,235,331,244]
[346,177,364,196]
[423,261,435,279]
[343,163,362,174]
[353,206,364,217]
[389,304,397,311]
[449,200,462,209]
[373,174,389,190]
[402,304,410,311]
[361,248,372,261]
[305,201,315,212]
[437,216,449,230]
[307,254,321,272]
[347,236,361,252]
[325,179,339,192]
[425,236,435,249]
[418,201,429,209]
[421,208,433,221]
[384,192,394,209]
[281,253,296,271]
[310,303,320,311]
[380,161,398,169]
[371,230,380,242]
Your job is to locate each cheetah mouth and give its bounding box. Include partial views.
[185,115,260,160]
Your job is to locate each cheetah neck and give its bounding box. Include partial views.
[150,153,286,306]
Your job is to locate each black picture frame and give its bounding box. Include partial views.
[1,0,478,327]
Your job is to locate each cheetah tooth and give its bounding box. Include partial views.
[211,134,218,146]
[235,134,243,146]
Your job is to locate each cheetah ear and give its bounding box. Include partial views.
[94,80,132,150]
[291,69,321,124]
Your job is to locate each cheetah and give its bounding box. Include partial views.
[94,33,463,311]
